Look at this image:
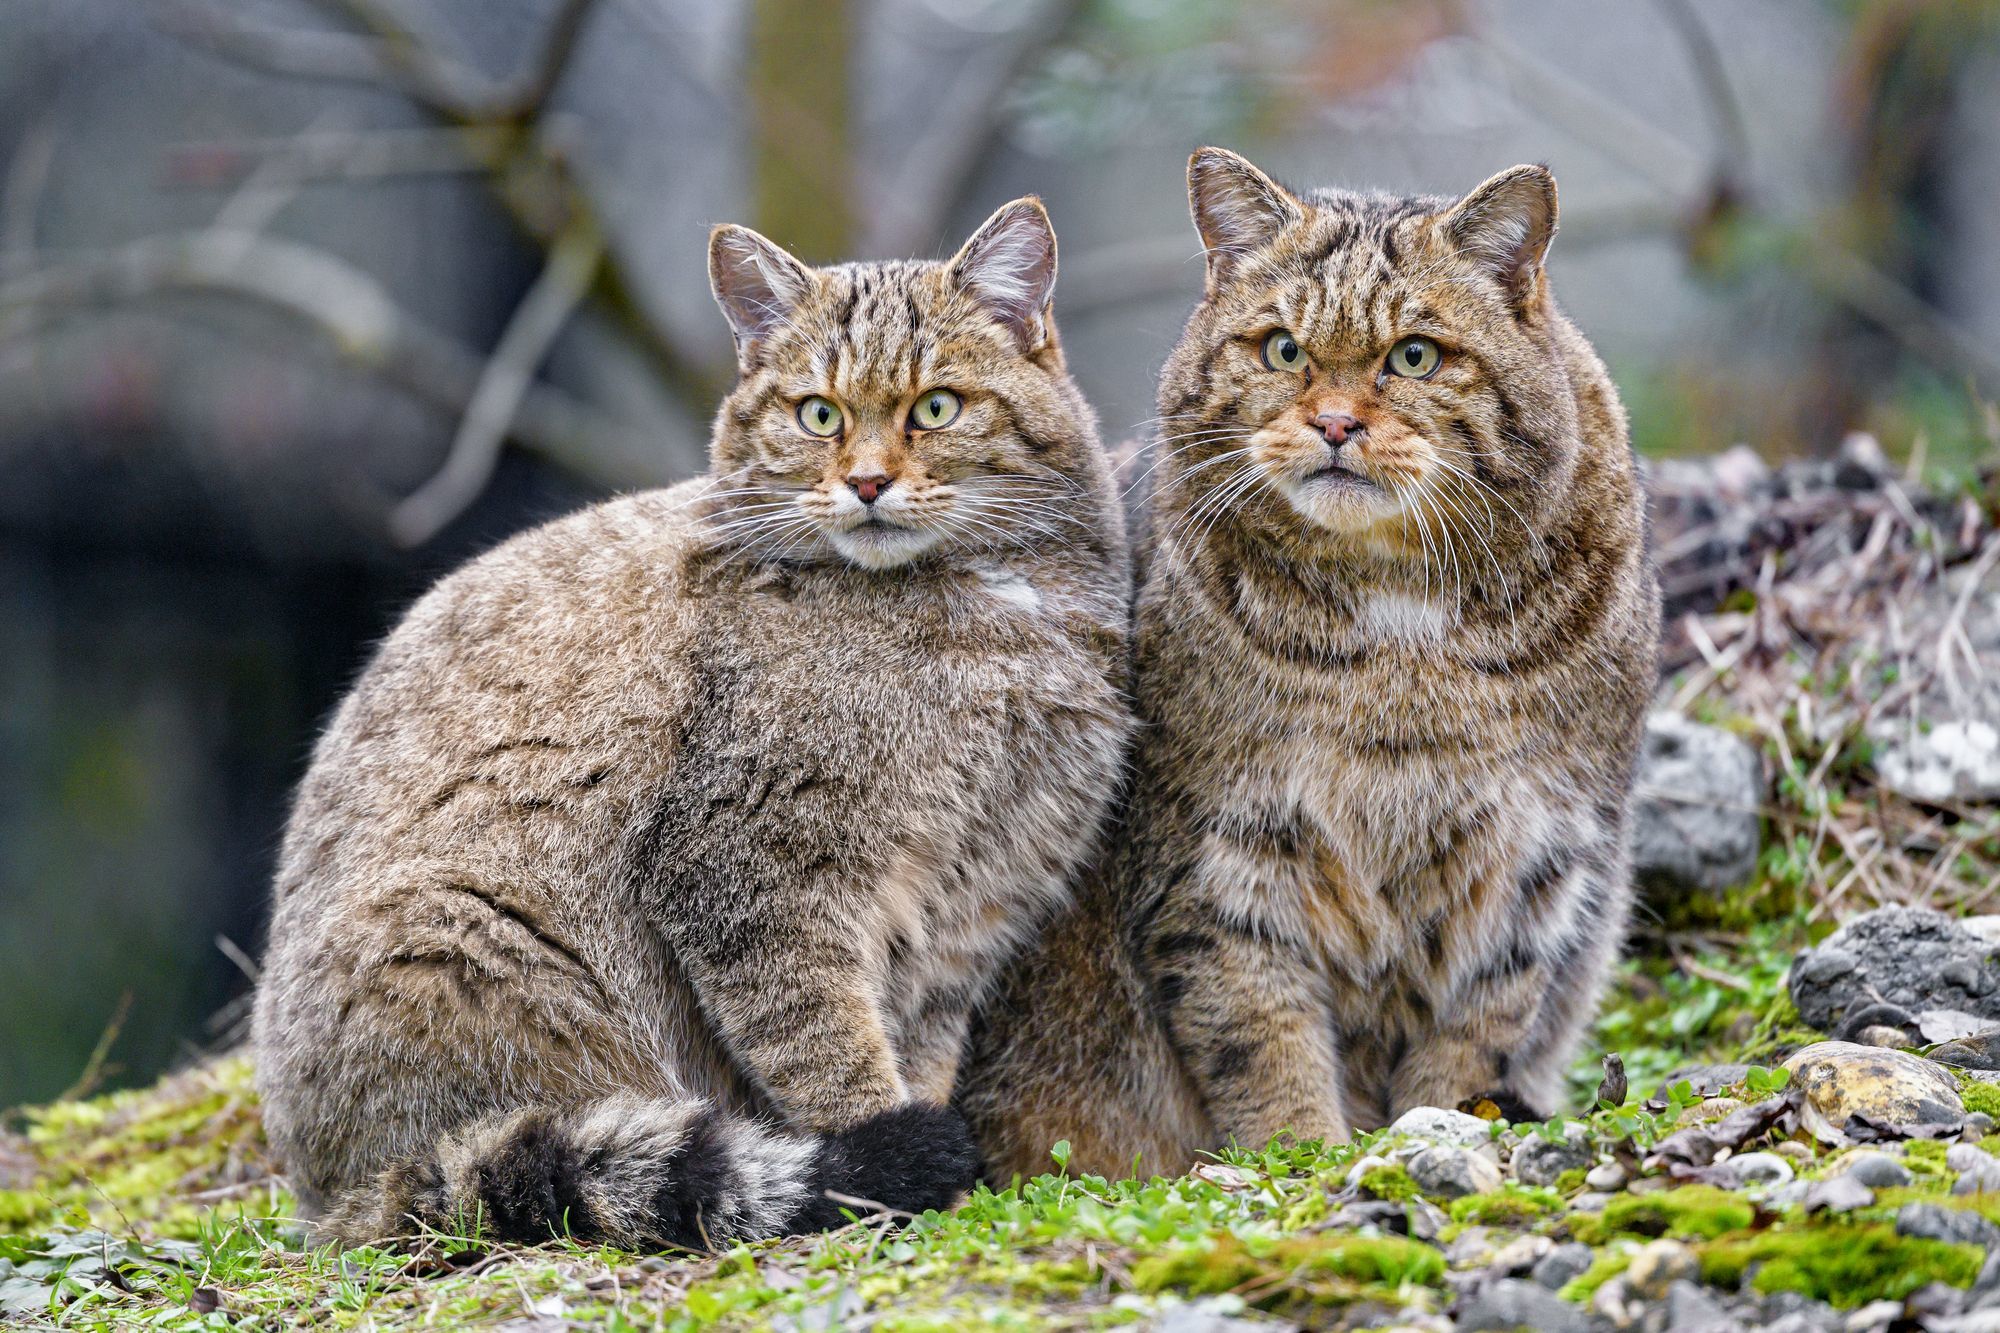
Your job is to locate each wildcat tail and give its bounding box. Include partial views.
[322,1098,979,1249]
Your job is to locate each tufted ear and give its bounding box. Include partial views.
[1187,147,1303,292]
[950,197,1058,353]
[1441,164,1558,310]
[708,224,816,369]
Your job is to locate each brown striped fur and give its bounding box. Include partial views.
[960,152,1658,1179]
[255,200,1134,1244]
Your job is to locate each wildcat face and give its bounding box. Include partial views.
[1158,149,1577,564]
[704,200,1099,572]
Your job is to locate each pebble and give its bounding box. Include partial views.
[1532,1242,1595,1291]
[1569,1191,1616,1213]
[1585,1161,1630,1191]
[1511,1129,1593,1186]
[1856,1024,1914,1049]
[1445,1227,1497,1269]
[1897,1201,2000,1248]
[1971,1113,1997,1135]
[1407,1144,1503,1199]
[1627,1239,1701,1300]
[1835,1151,1914,1189]
[1726,1151,1795,1188]
[1385,1106,1495,1147]
[1663,1277,1740,1332]
[1773,1139,1817,1164]
[1487,1234,1552,1274]
[1456,1277,1590,1333]
[1805,1175,1876,1214]
[1845,1299,1906,1331]
[1763,1180,1814,1210]
[1344,1154,1394,1188]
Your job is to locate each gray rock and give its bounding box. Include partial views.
[1511,1129,1592,1186]
[1627,1239,1700,1299]
[1803,1175,1875,1214]
[1835,1152,1914,1189]
[1898,1202,2000,1248]
[1783,1040,1966,1143]
[1407,1145,1502,1199]
[1570,1190,1616,1212]
[1935,1031,2000,1071]
[1764,1180,1814,1209]
[1385,1106,1494,1147]
[1532,1242,1595,1291]
[1632,712,1764,898]
[1455,1277,1590,1333]
[1875,719,2000,805]
[1585,1161,1631,1192]
[1952,1143,2000,1195]
[1148,1298,1298,1333]
[1664,1277,1743,1332]
[1725,1151,1795,1188]
[1843,1299,1907,1331]
[1789,907,2000,1036]
[1924,1011,2000,1044]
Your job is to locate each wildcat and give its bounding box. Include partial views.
[959,151,1658,1180]
[253,198,1134,1246]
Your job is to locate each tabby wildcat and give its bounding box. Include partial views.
[960,151,1658,1179]
[254,198,1134,1246]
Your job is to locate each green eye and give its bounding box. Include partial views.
[798,396,844,437]
[910,388,961,430]
[1261,329,1306,372]
[1386,336,1442,379]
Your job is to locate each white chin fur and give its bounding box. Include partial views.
[828,523,945,570]
[1279,473,1397,532]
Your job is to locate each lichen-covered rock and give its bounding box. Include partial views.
[1933,1031,2000,1072]
[1511,1127,1592,1186]
[1632,712,1764,898]
[1781,1040,1965,1142]
[1897,1201,2000,1248]
[1532,1243,1594,1292]
[1456,1277,1589,1333]
[1626,1238,1700,1299]
[1787,906,2000,1032]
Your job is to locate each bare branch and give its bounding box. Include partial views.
[1650,0,1752,193]
[391,219,603,545]
[143,0,408,91]
[865,0,1091,257]
[0,229,656,492]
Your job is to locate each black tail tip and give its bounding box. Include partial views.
[798,1103,982,1229]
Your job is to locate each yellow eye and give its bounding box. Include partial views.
[910,388,961,430]
[1261,329,1306,372]
[1386,336,1442,379]
[797,396,844,437]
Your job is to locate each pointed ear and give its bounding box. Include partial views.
[1188,147,1302,290]
[1441,164,1558,309]
[708,224,815,368]
[950,197,1058,353]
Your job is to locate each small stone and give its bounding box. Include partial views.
[1407,1145,1503,1199]
[1773,1140,1817,1164]
[1149,1298,1287,1333]
[1856,1024,1914,1049]
[1972,1113,1998,1136]
[1585,1161,1630,1192]
[1456,1277,1590,1333]
[1627,1239,1700,1300]
[1511,1129,1592,1186]
[1406,1200,1448,1242]
[1488,1234,1552,1274]
[1386,1106,1495,1147]
[1532,1242,1595,1291]
[1663,1277,1740,1332]
[1679,1097,1748,1126]
[1804,1175,1875,1214]
[1789,906,2000,1033]
[1874,718,2000,804]
[1569,1191,1615,1213]
[1726,1151,1795,1188]
[1628,1175,1672,1195]
[1445,1227,1496,1269]
[1898,1201,2000,1247]
[1952,1143,2000,1195]
[1763,1180,1813,1209]
[1834,1151,1913,1189]
[1845,1299,1908,1331]
[1921,1011,2000,1045]
[1781,1040,1966,1143]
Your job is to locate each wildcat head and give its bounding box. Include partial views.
[1156,148,1585,565]
[704,200,1107,572]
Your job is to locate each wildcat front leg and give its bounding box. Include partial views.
[1143,894,1347,1149]
[664,892,908,1132]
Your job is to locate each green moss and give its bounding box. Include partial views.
[1554,1167,1589,1194]
[1129,1233,1444,1306]
[1,1055,285,1238]
[1559,1248,1635,1301]
[1448,1186,1561,1228]
[1700,1223,1981,1308]
[1568,1186,1757,1245]
[1954,1074,2000,1120]
[1356,1165,1422,1203]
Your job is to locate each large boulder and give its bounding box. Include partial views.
[1631,712,1764,898]
[1788,906,2000,1032]
[1781,1041,1965,1143]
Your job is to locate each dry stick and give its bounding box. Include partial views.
[59,990,134,1103]
[391,219,603,545]
[0,229,653,490]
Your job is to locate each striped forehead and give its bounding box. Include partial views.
[1266,193,1445,350]
[803,262,944,400]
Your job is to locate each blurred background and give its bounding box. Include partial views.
[3,0,1997,1108]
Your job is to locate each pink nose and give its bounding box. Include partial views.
[848,473,891,504]
[1314,413,1363,446]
